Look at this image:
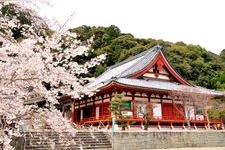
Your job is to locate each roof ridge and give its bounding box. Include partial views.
[108,49,149,70]
[85,50,148,88]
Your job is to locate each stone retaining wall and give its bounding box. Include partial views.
[111,131,225,150]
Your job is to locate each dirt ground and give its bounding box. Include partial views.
[148,147,225,150]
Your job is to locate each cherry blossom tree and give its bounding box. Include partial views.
[0,2,105,149]
[170,86,214,129]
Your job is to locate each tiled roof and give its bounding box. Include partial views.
[86,45,223,96]
[119,46,161,77]
[86,45,161,88]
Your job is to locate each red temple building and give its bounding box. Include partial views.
[59,45,223,129]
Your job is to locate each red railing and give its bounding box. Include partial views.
[77,115,224,130]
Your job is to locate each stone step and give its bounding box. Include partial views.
[25,141,111,144]
[25,147,112,150]
[25,136,108,138]
[26,138,109,143]
[25,146,82,150]
[25,136,109,140]
[25,145,112,150]
[24,134,108,139]
[25,134,108,138]
[23,131,112,150]
[25,141,110,146]
[24,131,105,134]
[25,143,111,147]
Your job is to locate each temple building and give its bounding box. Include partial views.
[59,45,223,129]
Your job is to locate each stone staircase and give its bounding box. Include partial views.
[23,131,112,150]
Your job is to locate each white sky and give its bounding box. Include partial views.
[38,0,225,54]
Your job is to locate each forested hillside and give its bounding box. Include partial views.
[70,25,225,90]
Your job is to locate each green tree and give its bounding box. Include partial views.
[109,93,128,130]
[220,49,225,61]
[71,25,225,90]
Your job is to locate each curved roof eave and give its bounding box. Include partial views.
[99,78,223,96]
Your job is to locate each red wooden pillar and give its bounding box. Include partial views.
[92,97,96,120]
[107,121,110,129]
[172,95,174,119]
[71,101,75,122]
[193,121,197,129]
[127,121,130,130]
[182,122,185,129]
[62,103,65,117]
[132,92,135,118]
[170,122,173,129]
[101,95,104,117]
[221,119,224,130]
[157,119,161,129]
[160,95,163,120]
[78,100,80,122]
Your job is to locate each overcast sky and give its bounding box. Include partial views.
[38,0,225,54]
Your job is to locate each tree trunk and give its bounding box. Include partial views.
[187,110,191,129]
[205,112,210,129]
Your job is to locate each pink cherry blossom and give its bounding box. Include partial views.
[0,2,105,149]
